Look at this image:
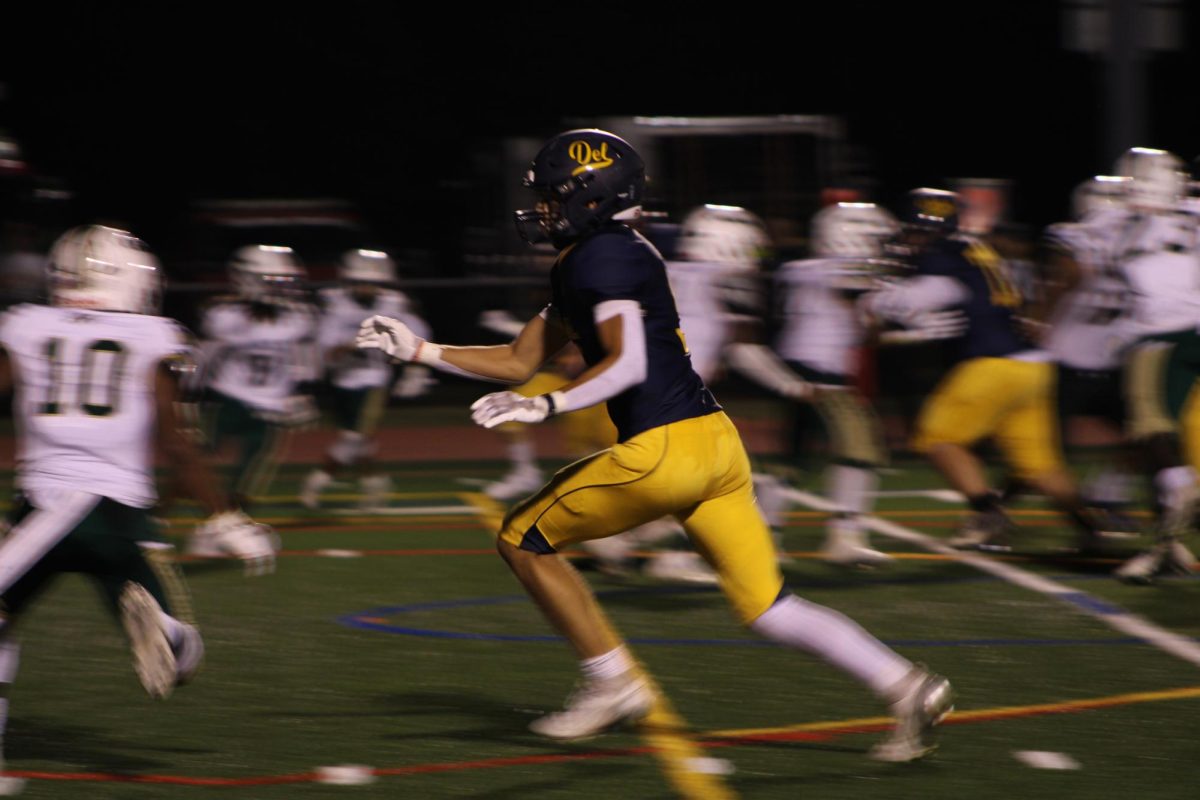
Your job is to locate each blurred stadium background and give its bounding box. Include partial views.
[1,2,1200,798]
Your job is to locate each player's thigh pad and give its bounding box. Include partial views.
[991,361,1064,478]
[912,358,1036,451]
[499,412,728,551]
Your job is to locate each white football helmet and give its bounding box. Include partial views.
[677,205,769,270]
[1071,175,1130,219]
[810,202,898,258]
[339,249,396,284]
[229,245,304,302]
[1113,147,1186,211]
[47,225,162,314]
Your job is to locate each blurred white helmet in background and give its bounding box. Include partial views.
[229,245,304,302]
[1070,175,1130,219]
[810,202,898,258]
[677,204,769,270]
[1113,147,1186,211]
[338,249,396,283]
[48,225,162,314]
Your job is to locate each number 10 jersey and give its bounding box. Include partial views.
[0,304,191,509]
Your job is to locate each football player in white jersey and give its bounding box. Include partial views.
[1085,148,1200,581]
[199,245,318,511]
[1040,177,1136,528]
[0,226,276,777]
[300,249,432,510]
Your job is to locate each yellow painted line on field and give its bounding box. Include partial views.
[704,684,1200,740]
[635,668,737,800]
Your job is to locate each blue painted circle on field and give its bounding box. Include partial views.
[335,582,1173,649]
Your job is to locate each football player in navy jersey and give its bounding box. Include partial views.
[861,189,1103,551]
[358,130,951,761]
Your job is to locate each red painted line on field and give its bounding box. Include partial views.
[12,687,1198,787]
[5,770,316,786]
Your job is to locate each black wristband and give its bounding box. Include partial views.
[541,393,557,417]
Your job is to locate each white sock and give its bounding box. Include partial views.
[508,438,538,472]
[750,594,911,699]
[827,465,877,516]
[580,646,634,682]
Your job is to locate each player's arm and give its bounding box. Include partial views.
[469,300,646,428]
[358,308,570,384]
[0,346,11,397]
[858,275,968,328]
[154,359,229,516]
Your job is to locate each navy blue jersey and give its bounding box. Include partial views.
[549,224,720,441]
[916,236,1027,360]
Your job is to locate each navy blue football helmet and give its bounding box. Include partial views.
[514,129,645,247]
[899,188,960,233]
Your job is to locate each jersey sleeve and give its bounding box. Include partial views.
[569,233,651,308]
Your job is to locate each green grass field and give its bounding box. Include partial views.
[5,445,1200,799]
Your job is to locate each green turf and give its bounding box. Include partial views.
[4,453,1198,799]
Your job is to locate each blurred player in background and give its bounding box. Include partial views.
[1082,148,1200,582]
[359,129,952,761]
[861,188,1105,552]
[0,226,276,779]
[1039,176,1137,526]
[198,245,318,512]
[301,249,433,511]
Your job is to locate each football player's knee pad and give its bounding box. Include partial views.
[330,430,366,465]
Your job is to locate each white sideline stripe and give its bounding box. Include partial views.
[0,491,100,595]
[327,505,477,517]
[783,487,1200,670]
[870,489,965,504]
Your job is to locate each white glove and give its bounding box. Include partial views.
[392,364,435,399]
[470,391,553,429]
[193,510,280,576]
[878,310,968,344]
[357,315,423,363]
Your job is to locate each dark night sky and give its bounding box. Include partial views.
[3,2,1198,254]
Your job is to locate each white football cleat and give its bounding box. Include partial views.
[821,520,892,568]
[119,582,176,700]
[947,509,1013,552]
[484,467,544,501]
[870,667,954,762]
[1116,538,1198,584]
[189,511,280,576]
[530,673,655,740]
[642,551,719,585]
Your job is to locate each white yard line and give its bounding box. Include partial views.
[784,487,1200,670]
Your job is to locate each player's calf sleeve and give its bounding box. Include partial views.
[1154,465,1198,515]
[749,593,911,698]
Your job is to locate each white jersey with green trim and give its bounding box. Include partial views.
[0,304,191,509]
[774,259,864,378]
[318,287,427,390]
[1083,207,1200,344]
[1042,220,1127,371]
[665,260,735,383]
[202,301,317,413]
